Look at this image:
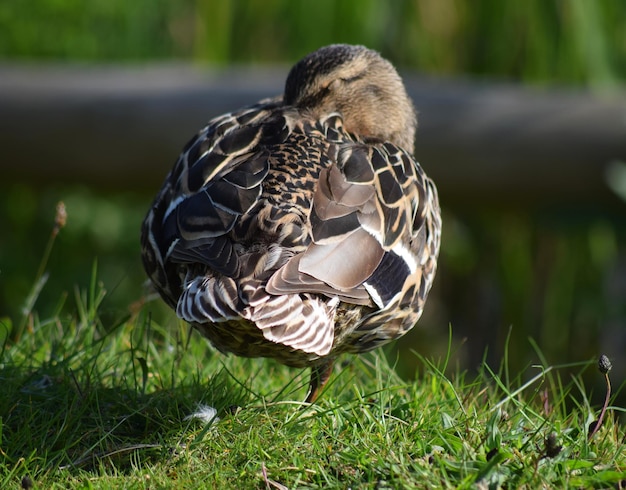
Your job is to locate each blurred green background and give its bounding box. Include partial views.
[2,0,625,84]
[2,0,626,387]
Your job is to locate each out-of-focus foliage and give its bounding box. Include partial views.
[402,208,626,375]
[1,0,625,86]
[1,185,156,327]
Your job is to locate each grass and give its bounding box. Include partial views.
[1,263,625,488]
[0,205,624,488]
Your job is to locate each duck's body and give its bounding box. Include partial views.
[141,45,441,401]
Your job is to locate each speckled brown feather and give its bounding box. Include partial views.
[141,44,441,401]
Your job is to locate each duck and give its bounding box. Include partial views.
[141,44,441,403]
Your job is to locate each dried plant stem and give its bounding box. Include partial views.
[14,202,66,341]
[589,371,612,440]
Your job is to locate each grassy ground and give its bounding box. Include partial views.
[1,262,625,489]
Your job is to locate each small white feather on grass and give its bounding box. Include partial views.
[184,404,220,425]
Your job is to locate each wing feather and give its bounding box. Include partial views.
[268,139,432,312]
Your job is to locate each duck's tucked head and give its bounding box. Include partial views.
[284,44,417,153]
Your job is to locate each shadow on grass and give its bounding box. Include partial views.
[0,307,308,480]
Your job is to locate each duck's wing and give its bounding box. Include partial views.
[267,138,441,315]
[142,105,440,356]
[141,97,285,309]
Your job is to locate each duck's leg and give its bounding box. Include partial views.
[305,359,334,403]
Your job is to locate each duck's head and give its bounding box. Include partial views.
[284,44,417,153]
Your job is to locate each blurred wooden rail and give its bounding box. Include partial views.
[2,64,626,208]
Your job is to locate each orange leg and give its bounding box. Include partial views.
[305,359,334,403]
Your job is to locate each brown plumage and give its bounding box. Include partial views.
[141,44,441,402]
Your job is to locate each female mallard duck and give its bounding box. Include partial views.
[141,44,441,402]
